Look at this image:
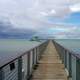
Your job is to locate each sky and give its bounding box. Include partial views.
[0,0,80,39]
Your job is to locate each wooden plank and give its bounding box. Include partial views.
[31,40,67,80]
[32,79,67,80]
[32,74,67,79]
[38,63,64,68]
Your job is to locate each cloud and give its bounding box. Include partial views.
[40,9,56,16]
[0,0,80,25]
[34,24,80,39]
[70,3,80,12]
[0,20,36,39]
[0,0,80,39]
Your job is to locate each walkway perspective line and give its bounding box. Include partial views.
[32,40,67,80]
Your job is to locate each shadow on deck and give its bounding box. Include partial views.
[31,40,67,80]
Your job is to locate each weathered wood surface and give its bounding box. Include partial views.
[32,40,67,80]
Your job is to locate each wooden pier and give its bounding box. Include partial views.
[1,40,80,80]
[31,40,67,80]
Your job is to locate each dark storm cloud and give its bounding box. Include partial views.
[0,21,36,39]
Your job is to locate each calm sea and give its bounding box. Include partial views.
[0,39,80,54]
[0,39,43,67]
[55,39,80,54]
[0,39,41,55]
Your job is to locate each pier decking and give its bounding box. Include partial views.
[0,40,80,80]
[31,41,67,80]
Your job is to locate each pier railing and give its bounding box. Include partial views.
[53,40,80,80]
[20,40,49,80]
[0,40,49,80]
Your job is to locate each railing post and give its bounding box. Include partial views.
[61,48,65,63]
[72,55,77,80]
[32,49,34,65]
[34,48,37,65]
[32,49,35,65]
[65,51,72,78]
[38,46,40,60]
[38,46,41,60]
[57,45,61,60]
[59,47,61,60]
[0,69,4,80]
[58,46,61,59]
[66,51,69,75]
[61,48,63,62]
[76,58,80,80]
[27,53,30,79]
[68,53,72,78]
[18,57,22,80]
[64,50,67,68]
[36,48,38,64]
[30,51,33,75]
[63,49,65,64]
[36,47,39,63]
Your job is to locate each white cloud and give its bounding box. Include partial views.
[0,0,79,24]
[40,12,48,16]
[40,9,56,17]
[70,3,80,12]
[0,0,80,39]
[34,22,80,39]
[50,10,56,14]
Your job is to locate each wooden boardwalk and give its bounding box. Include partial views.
[31,41,67,80]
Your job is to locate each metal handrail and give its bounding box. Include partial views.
[53,40,80,80]
[0,40,49,80]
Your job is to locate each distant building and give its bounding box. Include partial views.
[30,36,41,42]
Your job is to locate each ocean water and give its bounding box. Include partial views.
[0,39,80,54]
[0,39,41,59]
[0,39,42,53]
[55,39,80,54]
[0,39,42,67]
